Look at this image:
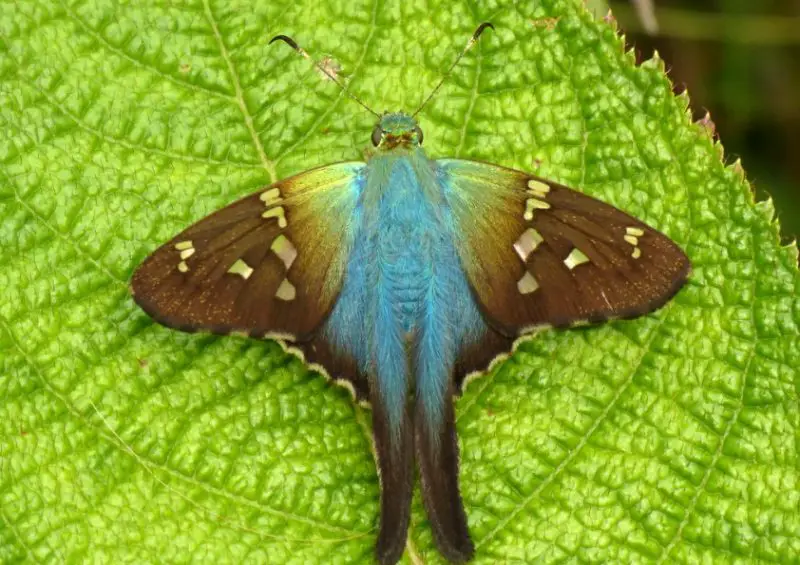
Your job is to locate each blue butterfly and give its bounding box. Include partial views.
[131,23,690,565]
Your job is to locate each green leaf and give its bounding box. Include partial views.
[2,0,798,563]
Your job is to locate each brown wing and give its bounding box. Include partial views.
[439,159,691,336]
[131,162,364,341]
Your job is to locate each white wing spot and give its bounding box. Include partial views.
[514,228,544,262]
[260,188,288,228]
[517,271,540,294]
[228,259,254,279]
[524,198,550,221]
[271,234,297,270]
[260,188,282,205]
[175,241,195,271]
[526,179,550,198]
[262,206,288,228]
[624,228,644,259]
[275,279,296,301]
[564,248,590,270]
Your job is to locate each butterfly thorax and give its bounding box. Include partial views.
[370,156,438,331]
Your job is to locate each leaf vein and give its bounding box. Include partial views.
[454,30,482,158]
[0,508,38,563]
[202,0,277,181]
[0,317,367,540]
[56,0,235,102]
[475,306,679,549]
[17,80,263,169]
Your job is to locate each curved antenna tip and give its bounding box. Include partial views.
[269,34,299,50]
[474,22,495,38]
[269,33,379,117]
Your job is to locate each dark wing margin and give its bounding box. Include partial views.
[438,158,691,337]
[131,162,365,342]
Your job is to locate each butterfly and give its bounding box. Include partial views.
[130,23,691,565]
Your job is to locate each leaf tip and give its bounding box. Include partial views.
[755,195,777,223]
[695,111,717,139]
[639,50,666,74]
[603,9,618,31]
[713,139,725,161]
[784,239,800,269]
[731,157,745,179]
[623,45,636,65]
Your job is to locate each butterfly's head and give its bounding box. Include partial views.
[372,112,423,150]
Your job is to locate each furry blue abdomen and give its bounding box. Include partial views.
[322,155,487,436]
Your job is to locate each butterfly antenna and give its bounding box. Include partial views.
[270,34,381,117]
[412,22,494,118]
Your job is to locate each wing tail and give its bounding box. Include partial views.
[415,388,474,563]
[371,392,414,565]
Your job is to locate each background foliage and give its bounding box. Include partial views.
[605,0,800,241]
[1,0,799,563]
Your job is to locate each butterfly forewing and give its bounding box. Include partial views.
[131,162,365,340]
[439,159,691,336]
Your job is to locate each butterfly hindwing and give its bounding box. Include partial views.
[438,159,691,336]
[131,162,365,341]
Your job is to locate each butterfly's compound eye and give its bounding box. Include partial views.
[415,126,424,144]
[371,126,382,146]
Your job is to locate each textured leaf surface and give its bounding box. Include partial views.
[2,0,799,563]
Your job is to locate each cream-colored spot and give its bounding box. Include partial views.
[624,235,639,246]
[514,228,544,262]
[228,259,254,279]
[175,241,196,270]
[260,188,282,205]
[271,234,297,270]
[262,206,288,228]
[632,247,642,259]
[564,248,590,270]
[527,179,550,193]
[517,271,540,294]
[527,179,551,199]
[524,198,551,221]
[275,279,296,301]
[626,227,644,237]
